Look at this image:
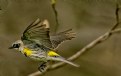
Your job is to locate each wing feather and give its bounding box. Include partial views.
[21,18,52,48]
[50,29,76,49]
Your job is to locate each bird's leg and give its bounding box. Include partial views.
[38,62,47,72]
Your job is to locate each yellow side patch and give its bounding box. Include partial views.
[23,48,32,56]
[47,51,59,57]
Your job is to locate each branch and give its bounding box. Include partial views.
[28,28,121,76]
[28,3,121,76]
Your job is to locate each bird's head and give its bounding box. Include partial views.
[9,40,23,51]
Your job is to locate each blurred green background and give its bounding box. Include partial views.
[0,0,121,76]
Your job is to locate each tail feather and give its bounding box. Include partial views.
[48,56,79,67]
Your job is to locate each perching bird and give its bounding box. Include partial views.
[9,18,79,72]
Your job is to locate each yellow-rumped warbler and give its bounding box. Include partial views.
[9,18,79,72]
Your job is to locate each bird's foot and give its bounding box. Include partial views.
[38,63,47,72]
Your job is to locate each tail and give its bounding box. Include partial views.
[48,56,79,67]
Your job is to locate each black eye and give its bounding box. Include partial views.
[13,44,20,48]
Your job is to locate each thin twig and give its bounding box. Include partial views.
[28,3,121,76]
[111,3,120,30]
[51,0,59,32]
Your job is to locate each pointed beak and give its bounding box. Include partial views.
[8,46,14,49]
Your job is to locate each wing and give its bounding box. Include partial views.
[50,29,76,49]
[21,18,52,48]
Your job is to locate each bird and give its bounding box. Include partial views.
[9,18,79,72]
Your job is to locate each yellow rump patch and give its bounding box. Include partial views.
[23,48,32,56]
[47,51,59,57]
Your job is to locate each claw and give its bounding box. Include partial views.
[38,63,47,72]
